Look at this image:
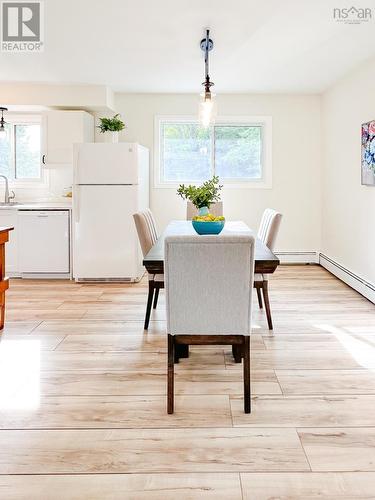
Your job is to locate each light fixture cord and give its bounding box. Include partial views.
[204,30,210,83]
[203,29,214,93]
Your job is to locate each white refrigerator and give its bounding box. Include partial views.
[73,143,149,282]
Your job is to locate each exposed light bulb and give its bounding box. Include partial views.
[199,92,217,128]
[0,126,6,138]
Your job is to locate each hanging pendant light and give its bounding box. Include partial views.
[199,29,217,128]
[0,107,8,137]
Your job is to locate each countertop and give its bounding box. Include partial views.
[0,201,72,210]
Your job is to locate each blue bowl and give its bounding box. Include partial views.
[192,220,225,235]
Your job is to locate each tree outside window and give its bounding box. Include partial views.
[0,123,41,180]
[160,121,263,184]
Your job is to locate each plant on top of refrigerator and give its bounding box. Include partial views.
[97,114,125,133]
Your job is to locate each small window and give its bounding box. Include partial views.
[0,120,42,181]
[155,116,272,188]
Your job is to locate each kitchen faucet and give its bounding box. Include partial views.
[0,175,15,204]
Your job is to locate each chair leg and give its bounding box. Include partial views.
[243,336,251,413]
[174,344,189,364]
[177,345,189,358]
[144,281,154,330]
[153,287,160,309]
[232,344,242,363]
[167,334,175,414]
[256,286,263,309]
[262,281,273,330]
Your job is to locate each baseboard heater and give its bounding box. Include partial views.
[275,251,318,264]
[319,253,375,304]
[20,273,71,280]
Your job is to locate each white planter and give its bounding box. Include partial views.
[103,132,119,143]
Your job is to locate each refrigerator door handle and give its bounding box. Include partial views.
[73,185,80,223]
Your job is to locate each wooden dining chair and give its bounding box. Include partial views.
[186,201,223,220]
[255,209,283,330]
[133,209,164,330]
[165,233,255,414]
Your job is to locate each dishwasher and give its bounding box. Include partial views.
[18,210,70,275]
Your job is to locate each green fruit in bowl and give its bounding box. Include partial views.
[193,214,225,222]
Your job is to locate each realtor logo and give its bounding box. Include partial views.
[333,6,372,24]
[1,1,44,52]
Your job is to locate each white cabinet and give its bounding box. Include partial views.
[0,210,18,274]
[0,208,71,276]
[18,210,70,274]
[43,111,94,166]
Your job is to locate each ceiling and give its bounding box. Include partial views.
[1,0,375,94]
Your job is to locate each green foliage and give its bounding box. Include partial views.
[177,175,223,209]
[162,123,262,182]
[0,124,41,179]
[165,123,209,141]
[98,114,125,133]
[163,123,210,181]
[214,125,262,179]
[15,124,41,178]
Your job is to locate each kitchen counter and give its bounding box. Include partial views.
[0,201,72,210]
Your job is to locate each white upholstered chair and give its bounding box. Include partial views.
[255,209,283,330]
[165,233,255,414]
[186,201,223,220]
[133,209,164,330]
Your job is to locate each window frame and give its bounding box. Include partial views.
[1,114,48,189]
[154,115,272,189]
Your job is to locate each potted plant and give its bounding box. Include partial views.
[177,176,225,234]
[177,175,223,215]
[97,114,125,143]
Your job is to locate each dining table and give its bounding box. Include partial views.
[143,220,280,360]
[143,220,280,275]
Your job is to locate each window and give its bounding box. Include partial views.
[155,116,272,188]
[0,118,42,182]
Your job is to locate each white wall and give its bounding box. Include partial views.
[115,93,322,252]
[322,57,375,285]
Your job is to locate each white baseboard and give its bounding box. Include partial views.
[319,253,375,304]
[275,251,319,264]
[7,272,21,278]
[19,273,71,280]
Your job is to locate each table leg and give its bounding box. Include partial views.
[175,344,189,362]
[232,344,242,363]
[0,292,4,331]
[0,243,5,331]
[0,229,12,332]
[178,345,189,358]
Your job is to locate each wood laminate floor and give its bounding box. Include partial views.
[1,265,375,499]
